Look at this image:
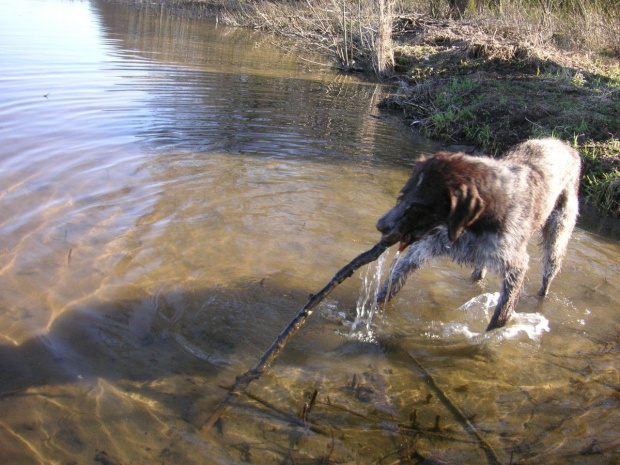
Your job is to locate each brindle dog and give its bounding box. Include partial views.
[376,138,581,330]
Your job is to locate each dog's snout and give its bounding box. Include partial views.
[377,203,406,232]
[376,206,405,246]
[377,206,401,234]
[376,213,392,234]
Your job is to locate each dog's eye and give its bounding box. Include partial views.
[404,201,425,212]
[416,173,424,188]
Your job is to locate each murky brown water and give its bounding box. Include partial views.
[1,1,619,463]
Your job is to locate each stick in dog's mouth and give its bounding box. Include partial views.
[398,235,412,252]
[392,226,445,253]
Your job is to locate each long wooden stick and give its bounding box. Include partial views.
[200,241,389,435]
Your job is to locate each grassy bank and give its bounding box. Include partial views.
[380,10,620,217]
[108,0,620,217]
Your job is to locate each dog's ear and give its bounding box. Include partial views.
[447,183,485,242]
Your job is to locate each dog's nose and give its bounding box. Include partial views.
[377,204,403,234]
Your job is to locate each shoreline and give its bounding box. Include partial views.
[100,0,620,232]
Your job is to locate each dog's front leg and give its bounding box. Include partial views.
[376,256,418,304]
[486,267,526,330]
[471,266,487,281]
[376,238,441,304]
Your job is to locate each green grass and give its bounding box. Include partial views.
[382,40,620,216]
[580,140,620,216]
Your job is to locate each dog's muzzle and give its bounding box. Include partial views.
[376,205,407,245]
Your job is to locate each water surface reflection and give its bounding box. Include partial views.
[0,1,618,464]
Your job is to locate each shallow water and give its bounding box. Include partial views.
[1,1,619,463]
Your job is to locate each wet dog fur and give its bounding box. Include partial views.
[376,138,581,330]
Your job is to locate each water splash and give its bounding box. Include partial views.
[339,251,402,342]
[501,312,550,340]
[459,292,500,313]
[443,292,550,342]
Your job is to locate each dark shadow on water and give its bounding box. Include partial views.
[578,200,620,239]
[0,278,397,404]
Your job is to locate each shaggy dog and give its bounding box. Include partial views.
[376,138,581,330]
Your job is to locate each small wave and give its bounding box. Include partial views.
[336,272,551,344]
[501,312,550,340]
[320,299,380,343]
[443,292,550,342]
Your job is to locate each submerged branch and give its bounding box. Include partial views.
[406,352,504,465]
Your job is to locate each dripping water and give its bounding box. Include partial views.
[346,250,403,342]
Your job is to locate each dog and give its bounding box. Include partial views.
[376,138,581,330]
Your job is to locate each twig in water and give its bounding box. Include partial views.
[200,241,390,436]
[306,388,318,415]
[300,388,318,422]
[242,390,329,435]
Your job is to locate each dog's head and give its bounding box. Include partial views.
[377,153,486,250]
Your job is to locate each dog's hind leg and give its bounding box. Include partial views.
[538,191,579,297]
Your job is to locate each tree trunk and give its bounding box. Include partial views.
[375,0,394,75]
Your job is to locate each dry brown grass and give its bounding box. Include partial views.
[215,0,398,74]
[136,1,619,73]
[397,0,620,56]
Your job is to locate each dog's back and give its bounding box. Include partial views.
[504,138,581,230]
